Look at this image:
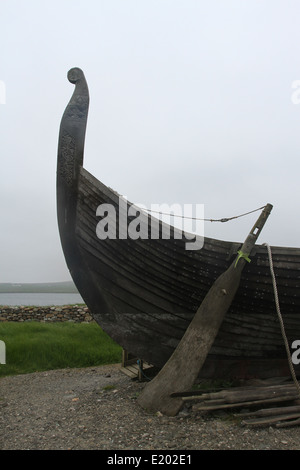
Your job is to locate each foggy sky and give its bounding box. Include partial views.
[1,0,300,283]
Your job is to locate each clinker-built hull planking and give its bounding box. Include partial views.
[57,68,300,378]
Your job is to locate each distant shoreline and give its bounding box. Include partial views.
[0,281,78,294]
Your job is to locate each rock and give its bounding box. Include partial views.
[0,305,92,323]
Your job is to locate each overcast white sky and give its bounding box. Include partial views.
[1,0,300,283]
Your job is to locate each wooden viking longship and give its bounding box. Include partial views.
[57,68,300,379]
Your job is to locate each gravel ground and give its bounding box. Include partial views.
[1,364,300,451]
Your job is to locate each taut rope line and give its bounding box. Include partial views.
[144,205,267,223]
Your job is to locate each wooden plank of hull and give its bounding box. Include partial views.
[76,169,300,361]
[57,68,300,379]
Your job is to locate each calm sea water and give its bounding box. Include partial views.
[0,293,85,306]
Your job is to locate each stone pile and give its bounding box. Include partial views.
[0,305,93,323]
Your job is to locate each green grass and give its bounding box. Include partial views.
[0,321,122,378]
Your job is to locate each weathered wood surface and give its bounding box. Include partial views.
[238,397,300,428]
[238,403,300,418]
[189,384,300,407]
[276,417,300,428]
[178,380,300,428]
[57,68,300,380]
[137,206,273,416]
[241,409,300,427]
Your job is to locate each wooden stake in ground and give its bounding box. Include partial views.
[137,204,273,416]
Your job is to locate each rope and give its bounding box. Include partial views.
[263,242,300,397]
[144,205,267,223]
[137,359,151,381]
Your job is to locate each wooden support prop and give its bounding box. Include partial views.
[137,203,273,416]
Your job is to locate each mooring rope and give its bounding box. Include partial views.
[136,359,152,381]
[144,204,267,223]
[263,242,300,397]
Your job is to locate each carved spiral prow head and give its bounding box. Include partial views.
[68,67,84,84]
[57,67,89,193]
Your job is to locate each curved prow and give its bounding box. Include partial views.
[57,68,89,266]
[57,67,89,193]
[57,68,113,315]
